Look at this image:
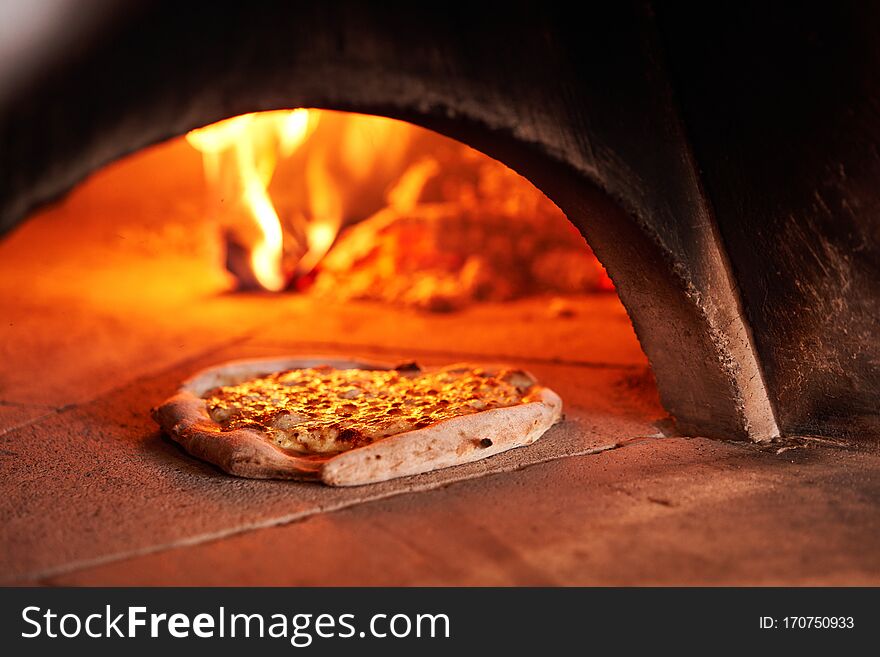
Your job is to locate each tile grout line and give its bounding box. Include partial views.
[0,409,63,439]
[0,332,261,439]
[0,296,306,438]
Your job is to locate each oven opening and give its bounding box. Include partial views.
[1,106,675,567]
[1,108,662,440]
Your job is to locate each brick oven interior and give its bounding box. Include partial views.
[1,2,879,585]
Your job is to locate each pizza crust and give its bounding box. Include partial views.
[152,356,562,486]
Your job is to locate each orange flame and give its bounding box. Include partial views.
[186,109,316,291]
[186,109,419,289]
[185,109,609,303]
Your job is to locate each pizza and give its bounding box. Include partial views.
[152,357,562,486]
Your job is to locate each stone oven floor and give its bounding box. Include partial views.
[2,284,878,585]
[2,150,880,586]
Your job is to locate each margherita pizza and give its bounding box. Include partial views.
[152,357,562,486]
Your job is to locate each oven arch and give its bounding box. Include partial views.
[0,2,779,441]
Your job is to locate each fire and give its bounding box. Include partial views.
[241,176,286,291]
[186,109,421,290]
[186,109,319,291]
[186,108,612,306]
[299,220,339,275]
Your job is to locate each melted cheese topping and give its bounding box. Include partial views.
[203,364,536,454]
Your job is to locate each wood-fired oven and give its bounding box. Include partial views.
[1,1,878,585]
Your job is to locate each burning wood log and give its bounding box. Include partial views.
[310,202,610,312]
[309,133,612,311]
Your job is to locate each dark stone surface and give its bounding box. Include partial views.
[656,2,880,439]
